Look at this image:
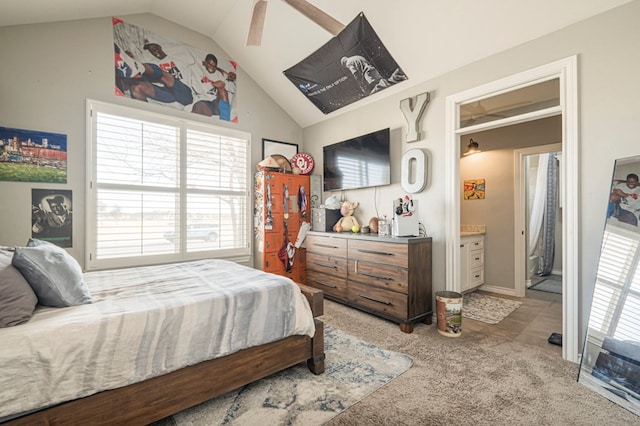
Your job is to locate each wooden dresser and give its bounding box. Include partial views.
[254,171,310,284]
[305,231,432,333]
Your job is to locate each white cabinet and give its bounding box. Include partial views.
[460,235,485,293]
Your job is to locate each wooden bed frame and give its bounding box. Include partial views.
[4,284,325,425]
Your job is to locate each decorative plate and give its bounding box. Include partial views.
[291,152,315,175]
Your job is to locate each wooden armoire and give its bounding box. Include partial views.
[254,170,310,284]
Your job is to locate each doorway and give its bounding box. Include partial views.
[515,143,563,297]
[445,56,579,362]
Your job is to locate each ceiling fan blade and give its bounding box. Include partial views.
[247,0,268,46]
[283,0,345,36]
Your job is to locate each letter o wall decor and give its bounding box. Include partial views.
[401,148,427,193]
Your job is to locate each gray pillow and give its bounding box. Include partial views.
[12,239,92,307]
[0,249,38,327]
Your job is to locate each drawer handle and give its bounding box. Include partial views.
[316,243,339,249]
[474,274,481,278]
[474,257,481,261]
[357,292,392,306]
[473,242,480,246]
[315,281,338,289]
[314,262,338,270]
[359,272,393,281]
[358,249,394,256]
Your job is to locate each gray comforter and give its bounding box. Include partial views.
[0,259,315,419]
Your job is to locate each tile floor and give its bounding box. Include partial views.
[463,287,563,356]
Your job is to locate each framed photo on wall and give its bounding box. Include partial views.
[262,139,298,161]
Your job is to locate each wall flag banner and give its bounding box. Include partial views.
[283,13,408,114]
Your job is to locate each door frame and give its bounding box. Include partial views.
[445,56,579,362]
[514,143,563,298]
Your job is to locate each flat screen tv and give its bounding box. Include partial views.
[323,128,391,192]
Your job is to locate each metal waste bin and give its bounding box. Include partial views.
[436,291,463,337]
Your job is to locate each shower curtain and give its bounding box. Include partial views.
[529,153,558,276]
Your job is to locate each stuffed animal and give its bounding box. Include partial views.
[333,200,360,232]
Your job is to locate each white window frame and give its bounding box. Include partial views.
[85,99,251,271]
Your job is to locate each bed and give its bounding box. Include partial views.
[0,254,324,425]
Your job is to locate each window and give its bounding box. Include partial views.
[589,224,640,342]
[86,100,250,270]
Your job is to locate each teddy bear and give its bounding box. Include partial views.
[333,200,360,232]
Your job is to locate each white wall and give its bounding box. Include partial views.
[302,1,640,344]
[0,13,303,264]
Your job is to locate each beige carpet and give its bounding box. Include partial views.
[322,300,639,425]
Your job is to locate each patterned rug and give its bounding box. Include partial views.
[462,292,523,324]
[156,325,413,425]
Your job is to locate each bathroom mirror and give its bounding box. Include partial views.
[578,155,640,416]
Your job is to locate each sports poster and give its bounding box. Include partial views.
[113,18,238,123]
[283,13,407,114]
[31,189,73,248]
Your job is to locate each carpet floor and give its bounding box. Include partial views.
[155,325,412,425]
[530,278,562,295]
[322,300,639,426]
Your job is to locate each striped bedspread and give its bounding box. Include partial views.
[0,259,315,420]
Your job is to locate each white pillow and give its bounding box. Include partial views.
[12,239,92,307]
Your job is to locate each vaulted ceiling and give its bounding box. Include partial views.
[1,0,632,128]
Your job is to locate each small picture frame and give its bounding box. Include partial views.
[262,139,298,161]
[463,179,486,200]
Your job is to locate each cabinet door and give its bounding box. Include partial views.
[460,242,470,292]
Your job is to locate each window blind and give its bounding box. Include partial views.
[86,101,250,270]
[589,226,640,342]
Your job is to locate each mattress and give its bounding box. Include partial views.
[0,259,315,419]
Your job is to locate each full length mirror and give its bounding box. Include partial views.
[579,155,640,416]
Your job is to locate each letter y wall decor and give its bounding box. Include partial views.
[400,92,430,193]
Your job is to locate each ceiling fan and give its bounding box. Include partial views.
[247,0,345,46]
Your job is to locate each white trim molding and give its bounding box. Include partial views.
[445,56,579,362]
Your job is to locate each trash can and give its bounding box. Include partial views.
[436,291,463,337]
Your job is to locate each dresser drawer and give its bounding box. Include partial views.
[307,270,348,299]
[307,252,346,275]
[469,250,484,269]
[467,237,484,251]
[348,260,408,294]
[306,235,347,255]
[469,267,484,287]
[348,280,407,320]
[348,239,408,268]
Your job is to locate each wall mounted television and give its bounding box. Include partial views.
[323,128,391,192]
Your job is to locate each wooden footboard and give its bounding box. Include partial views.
[4,287,324,426]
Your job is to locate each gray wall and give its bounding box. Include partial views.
[2,2,640,348]
[302,1,640,347]
[0,13,303,264]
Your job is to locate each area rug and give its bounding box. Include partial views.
[530,278,562,294]
[156,325,413,426]
[462,292,522,324]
